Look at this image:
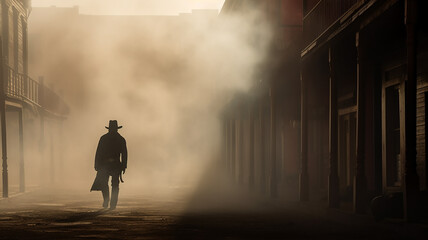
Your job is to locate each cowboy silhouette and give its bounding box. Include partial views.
[91,120,127,210]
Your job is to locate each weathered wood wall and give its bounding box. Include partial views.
[416,52,428,190]
[0,0,28,74]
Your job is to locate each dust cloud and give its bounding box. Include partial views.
[25,6,272,203]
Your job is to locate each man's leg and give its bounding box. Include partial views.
[102,187,110,208]
[110,173,120,210]
[97,171,110,208]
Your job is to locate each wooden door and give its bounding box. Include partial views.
[338,108,357,199]
[382,65,406,192]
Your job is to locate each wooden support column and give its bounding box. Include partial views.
[19,109,25,192]
[59,120,64,183]
[224,119,229,172]
[270,87,278,197]
[260,103,266,193]
[231,119,236,180]
[238,113,244,185]
[249,106,255,190]
[0,37,9,198]
[50,127,54,183]
[39,114,45,184]
[403,0,420,221]
[300,71,309,201]
[328,47,339,208]
[228,119,232,174]
[39,77,45,185]
[354,32,368,213]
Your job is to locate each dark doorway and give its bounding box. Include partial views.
[338,110,356,200]
[382,65,406,192]
[384,84,401,187]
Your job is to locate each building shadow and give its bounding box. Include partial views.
[165,157,297,240]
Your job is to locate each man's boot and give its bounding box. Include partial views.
[102,188,109,208]
[110,187,119,210]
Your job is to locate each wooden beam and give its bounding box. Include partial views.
[50,126,55,183]
[5,100,23,109]
[39,78,46,185]
[270,87,278,198]
[300,70,309,201]
[328,47,340,208]
[224,119,228,173]
[238,115,244,185]
[249,106,255,191]
[0,37,9,198]
[231,119,236,180]
[403,0,420,221]
[260,103,267,194]
[354,31,368,214]
[19,109,25,192]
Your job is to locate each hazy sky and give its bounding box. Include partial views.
[32,0,225,15]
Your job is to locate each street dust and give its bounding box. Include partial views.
[7,5,272,210]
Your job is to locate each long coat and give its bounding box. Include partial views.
[91,132,127,191]
[95,131,127,171]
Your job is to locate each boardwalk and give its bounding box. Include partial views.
[1,188,427,240]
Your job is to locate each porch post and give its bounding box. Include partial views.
[403,0,420,221]
[231,118,236,180]
[229,119,232,173]
[328,47,339,208]
[224,118,229,172]
[270,86,278,197]
[300,70,309,201]
[238,112,244,185]
[354,32,368,213]
[249,105,255,190]
[19,109,25,192]
[0,37,9,198]
[39,77,45,185]
[59,120,64,183]
[50,127,54,183]
[260,103,267,193]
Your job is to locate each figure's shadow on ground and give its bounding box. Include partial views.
[54,209,110,223]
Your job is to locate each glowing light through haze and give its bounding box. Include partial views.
[31,0,225,15]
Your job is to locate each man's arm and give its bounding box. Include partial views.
[94,137,103,171]
[121,138,128,173]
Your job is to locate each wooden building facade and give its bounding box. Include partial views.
[1,0,68,198]
[222,0,303,199]
[300,0,428,220]
[222,0,428,221]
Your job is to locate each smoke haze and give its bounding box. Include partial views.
[25,6,272,203]
[32,0,226,15]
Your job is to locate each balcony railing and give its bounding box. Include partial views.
[303,0,359,46]
[4,65,40,106]
[3,64,69,116]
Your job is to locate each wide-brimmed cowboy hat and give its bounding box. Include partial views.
[105,120,122,130]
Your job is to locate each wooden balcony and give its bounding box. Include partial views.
[4,65,40,106]
[303,0,360,47]
[3,64,69,116]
